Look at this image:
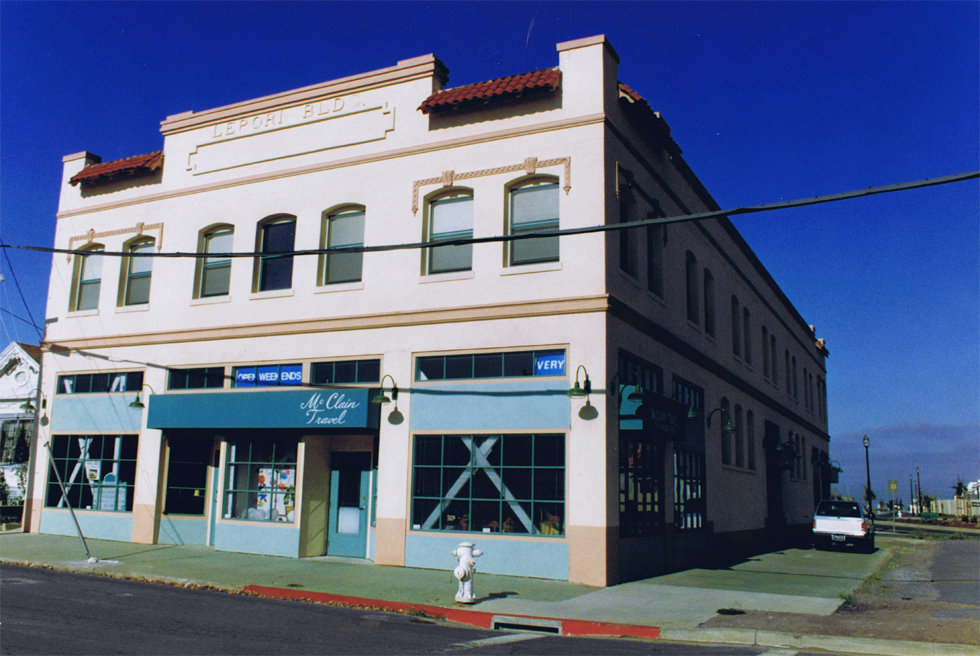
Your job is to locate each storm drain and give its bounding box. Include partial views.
[491,615,562,635]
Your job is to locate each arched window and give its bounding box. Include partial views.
[619,198,638,277]
[804,368,810,410]
[734,404,744,467]
[322,206,365,284]
[196,225,233,298]
[720,397,732,465]
[121,237,155,306]
[731,296,741,356]
[686,251,699,324]
[254,215,296,292]
[427,192,472,274]
[770,335,778,388]
[507,177,559,266]
[647,201,665,297]
[742,308,752,365]
[703,269,715,337]
[71,244,105,312]
[792,356,799,400]
[746,410,756,470]
[762,326,770,379]
[784,350,791,393]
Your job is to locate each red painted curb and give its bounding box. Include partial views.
[244,585,661,640]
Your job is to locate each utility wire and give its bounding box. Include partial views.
[2,170,977,261]
[0,306,39,328]
[0,237,44,340]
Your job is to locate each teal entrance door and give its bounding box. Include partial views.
[327,452,371,557]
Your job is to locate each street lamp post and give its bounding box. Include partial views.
[862,435,872,513]
[916,466,923,515]
[909,474,914,514]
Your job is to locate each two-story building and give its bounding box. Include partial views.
[26,35,831,586]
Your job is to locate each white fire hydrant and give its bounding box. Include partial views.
[451,541,482,604]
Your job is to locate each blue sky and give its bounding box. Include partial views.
[1,2,977,502]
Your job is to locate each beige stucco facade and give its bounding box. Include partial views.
[28,36,830,586]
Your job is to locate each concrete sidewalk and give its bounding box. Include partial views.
[0,531,968,655]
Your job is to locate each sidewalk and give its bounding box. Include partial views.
[0,531,971,655]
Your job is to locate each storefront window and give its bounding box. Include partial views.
[619,432,662,537]
[224,438,297,522]
[46,435,138,512]
[164,437,212,515]
[411,434,564,535]
[674,449,705,530]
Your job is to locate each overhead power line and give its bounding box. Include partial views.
[2,170,977,260]
[0,238,44,340]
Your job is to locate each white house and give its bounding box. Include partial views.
[27,36,831,585]
[1,341,40,503]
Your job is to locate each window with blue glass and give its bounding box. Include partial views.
[416,350,565,381]
[233,364,302,388]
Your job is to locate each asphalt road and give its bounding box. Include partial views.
[0,564,774,656]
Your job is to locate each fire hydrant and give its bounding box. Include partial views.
[451,542,482,604]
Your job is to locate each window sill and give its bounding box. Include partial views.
[502,261,562,276]
[116,304,150,314]
[191,295,232,306]
[704,333,717,344]
[617,269,642,289]
[686,319,701,333]
[315,281,364,294]
[66,309,99,319]
[648,291,667,309]
[420,270,474,284]
[249,288,295,301]
[721,464,758,474]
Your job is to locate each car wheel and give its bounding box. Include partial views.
[864,535,875,552]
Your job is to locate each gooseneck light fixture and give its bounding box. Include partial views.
[128,384,156,409]
[371,375,399,405]
[705,407,736,434]
[567,365,591,399]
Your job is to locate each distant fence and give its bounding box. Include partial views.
[930,497,979,517]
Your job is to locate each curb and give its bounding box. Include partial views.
[244,585,661,640]
[659,628,977,656]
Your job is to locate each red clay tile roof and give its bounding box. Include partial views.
[69,151,163,187]
[419,68,561,114]
[618,82,681,155]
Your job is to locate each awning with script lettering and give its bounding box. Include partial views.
[146,389,379,430]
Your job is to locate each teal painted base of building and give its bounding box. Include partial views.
[39,510,134,543]
[159,516,208,546]
[405,533,569,579]
[213,521,301,557]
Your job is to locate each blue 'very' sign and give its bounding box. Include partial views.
[534,352,565,376]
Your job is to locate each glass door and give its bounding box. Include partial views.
[327,452,371,557]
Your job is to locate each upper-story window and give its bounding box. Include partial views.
[762,326,770,379]
[770,335,778,388]
[703,269,715,337]
[804,367,810,411]
[784,350,791,392]
[427,192,473,274]
[70,245,104,312]
[322,207,365,285]
[647,200,666,297]
[508,178,559,266]
[256,216,296,292]
[731,296,742,357]
[198,227,233,298]
[685,251,699,324]
[720,397,732,465]
[792,356,799,400]
[121,238,155,306]
[742,308,752,365]
[619,199,640,279]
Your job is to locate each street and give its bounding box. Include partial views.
[1,565,771,656]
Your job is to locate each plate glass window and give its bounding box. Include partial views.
[124,240,154,305]
[259,220,295,291]
[325,210,364,284]
[225,439,298,522]
[201,229,233,297]
[428,194,473,274]
[509,181,559,265]
[74,248,104,311]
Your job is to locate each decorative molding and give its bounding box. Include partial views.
[42,294,609,352]
[412,157,571,215]
[58,114,603,220]
[66,223,164,262]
